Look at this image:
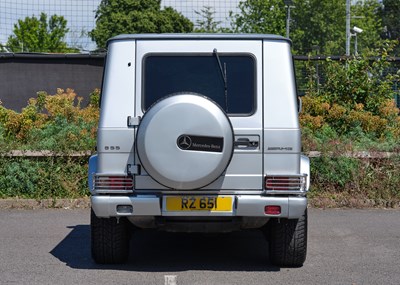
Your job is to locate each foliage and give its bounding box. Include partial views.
[300,41,400,146]
[194,6,222,33]
[321,51,397,112]
[0,81,398,202]
[7,12,76,53]
[302,51,400,205]
[380,0,400,40]
[0,88,99,199]
[379,0,400,55]
[292,0,383,55]
[0,88,99,152]
[90,0,194,48]
[290,0,346,54]
[0,157,89,199]
[351,0,383,55]
[310,155,400,206]
[231,0,384,55]
[312,156,360,189]
[230,0,286,35]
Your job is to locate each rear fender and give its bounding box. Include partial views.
[88,154,98,194]
[300,155,310,191]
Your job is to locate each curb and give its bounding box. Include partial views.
[0,198,91,209]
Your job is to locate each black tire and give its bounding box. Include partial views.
[266,210,307,267]
[91,209,131,264]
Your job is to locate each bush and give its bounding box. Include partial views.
[0,88,99,199]
[0,88,99,153]
[0,157,89,199]
[300,41,400,206]
[310,154,400,206]
[0,69,398,204]
[300,41,400,152]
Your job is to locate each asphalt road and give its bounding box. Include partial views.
[0,208,399,285]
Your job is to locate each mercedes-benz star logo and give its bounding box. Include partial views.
[177,135,192,150]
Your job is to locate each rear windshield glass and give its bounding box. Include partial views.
[143,54,255,115]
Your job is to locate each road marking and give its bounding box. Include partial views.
[164,275,177,285]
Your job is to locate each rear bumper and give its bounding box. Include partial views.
[91,194,307,219]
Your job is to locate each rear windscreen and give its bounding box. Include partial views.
[143,54,255,115]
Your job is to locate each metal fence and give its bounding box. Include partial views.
[0,1,399,108]
[0,0,240,52]
[1,53,398,111]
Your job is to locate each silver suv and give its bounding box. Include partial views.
[89,34,310,267]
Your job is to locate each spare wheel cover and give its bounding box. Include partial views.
[136,94,234,189]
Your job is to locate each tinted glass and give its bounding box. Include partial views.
[143,54,255,114]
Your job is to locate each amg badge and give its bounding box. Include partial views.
[177,135,224,153]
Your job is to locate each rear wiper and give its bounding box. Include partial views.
[213,48,228,112]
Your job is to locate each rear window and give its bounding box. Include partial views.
[143,54,255,115]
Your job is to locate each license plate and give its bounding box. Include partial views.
[165,196,233,212]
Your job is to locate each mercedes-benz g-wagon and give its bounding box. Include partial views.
[89,34,310,267]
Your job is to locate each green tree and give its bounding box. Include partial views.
[230,0,345,53]
[7,13,73,53]
[351,0,383,55]
[380,0,400,54]
[380,0,400,40]
[194,6,222,33]
[290,0,346,54]
[231,0,384,55]
[230,0,286,35]
[90,0,193,49]
[292,0,382,55]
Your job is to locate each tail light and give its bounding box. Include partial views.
[265,176,291,190]
[265,175,306,192]
[94,175,133,191]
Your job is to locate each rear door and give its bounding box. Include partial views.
[135,39,263,191]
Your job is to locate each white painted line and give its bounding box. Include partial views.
[164,275,177,285]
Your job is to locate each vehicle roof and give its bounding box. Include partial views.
[107,33,291,46]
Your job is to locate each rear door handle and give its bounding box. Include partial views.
[234,138,259,149]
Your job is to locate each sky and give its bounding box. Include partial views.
[0,0,240,52]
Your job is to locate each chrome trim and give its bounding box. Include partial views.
[264,174,308,195]
[301,155,311,191]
